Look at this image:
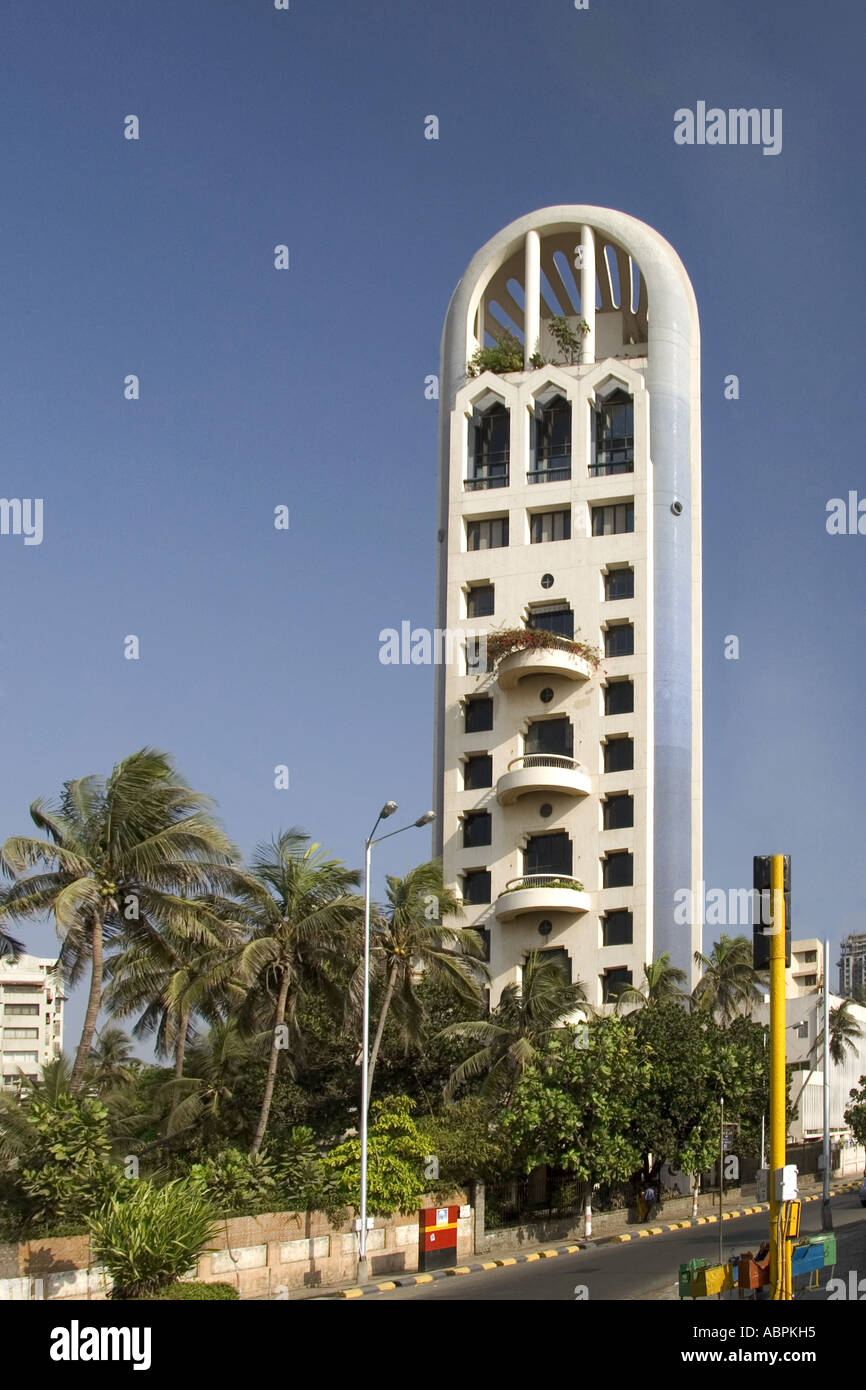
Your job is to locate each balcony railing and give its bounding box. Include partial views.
[510,753,576,771]
[494,873,590,922]
[466,452,510,490]
[504,874,584,892]
[590,444,634,476]
[527,463,572,483]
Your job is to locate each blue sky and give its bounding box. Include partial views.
[1,0,863,1050]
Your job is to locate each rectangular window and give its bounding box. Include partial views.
[603,852,634,889]
[803,950,817,963]
[1,983,42,993]
[525,717,573,758]
[604,567,634,600]
[478,928,491,962]
[592,395,635,475]
[604,681,634,716]
[463,870,491,905]
[604,624,634,658]
[463,811,492,848]
[464,754,493,789]
[524,831,572,877]
[530,510,571,544]
[527,605,574,639]
[531,397,572,482]
[3,1004,40,1017]
[604,738,634,773]
[804,974,817,987]
[464,697,493,734]
[602,967,633,1003]
[603,794,634,830]
[537,948,572,982]
[466,584,494,618]
[467,517,508,551]
[602,910,633,947]
[591,503,634,536]
[2,1028,39,1040]
[1,1052,38,1065]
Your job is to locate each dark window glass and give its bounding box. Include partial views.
[603,966,633,1003]
[592,392,634,476]
[463,811,492,848]
[531,396,571,482]
[603,851,633,889]
[465,697,493,734]
[605,624,634,658]
[464,754,492,789]
[463,870,491,905]
[591,503,634,536]
[524,831,572,877]
[467,517,509,550]
[604,568,634,600]
[525,718,573,758]
[527,606,574,639]
[478,928,491,962]
[466,584,494,618]
[603,910,633,947]
[604,682,634,716]
[603,794,634,830]
[468,405,509,489]
[530,510,571,544]
[604,738,634,773]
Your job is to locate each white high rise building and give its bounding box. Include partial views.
[433,206,702,1007]
[0,954,65,1088]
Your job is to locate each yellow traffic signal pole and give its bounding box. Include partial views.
[768,854,789,1300]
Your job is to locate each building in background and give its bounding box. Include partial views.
[0,954,64,1088]
[838,933,866,998]
[433,206,702,1007]
[787,938,823,998]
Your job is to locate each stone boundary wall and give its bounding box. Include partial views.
[0,1192,470,1300]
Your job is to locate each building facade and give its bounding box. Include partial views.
[838,933,866,998]
[433,206,702,1007]
[787,938,823,998]
[0,954,64,1088]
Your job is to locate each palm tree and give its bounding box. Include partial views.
[0,748,240,1094]
[0,885,25,960]
[616,952,688,1012]
[791,996,863,1113]
[187,832,363,1154]
[692,934,765,1024]
[440,950,588,1101]
[103,900,244,1087]
[161,1018,254,1136]
[362,860,485,1103]
[89,1026,139,1091]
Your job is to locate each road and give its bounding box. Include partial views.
[358,1192,866,1301]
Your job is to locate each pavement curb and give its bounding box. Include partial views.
[321,1183,862,1296]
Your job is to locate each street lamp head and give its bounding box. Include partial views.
[380,802,398,818]
[415,811,436,827]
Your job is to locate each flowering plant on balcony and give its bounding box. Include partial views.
[499,875,584,895]
[484,626,602,675]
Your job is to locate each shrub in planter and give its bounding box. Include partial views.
[87,1179,219,1301]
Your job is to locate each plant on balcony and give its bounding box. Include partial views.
[467,329,525,378]
[484,626,602,675]
[499,877,584,895]
[548,314,590,365]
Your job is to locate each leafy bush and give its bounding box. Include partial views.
[548,315,590,365]
[88,1179,219,1300]
[324,1096,430,1216]
[467,330,524,377]
[188,1148,277,1213]
[143,1281,239,1301]
[275,1126,347,1225]
[12,1095,129,1233]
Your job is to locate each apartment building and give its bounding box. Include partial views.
[433,206,702,1007]
[0,953,64,1087]
[838,933,866,998]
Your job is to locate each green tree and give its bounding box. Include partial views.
[504,1018,647,1186]
[692,934,765,1024]
[324,1096,430,1216]
[10,1093,129,1233]
[441,950,588,1101]
[0,749,240,1094]
[843,1077,866,1148]
[363,860,483,1103]
[616,953,688,1011]
[89,1027,140,1093]
[198,833,362,1155]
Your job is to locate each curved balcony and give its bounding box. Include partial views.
[497,644,593,690]
[494,874,590,923]
[496,754,591,806]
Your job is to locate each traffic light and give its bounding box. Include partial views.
[752,855,791,969]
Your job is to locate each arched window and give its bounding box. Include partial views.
[468,402,509,490]
[531,394,571,483]
[591,390,634,475]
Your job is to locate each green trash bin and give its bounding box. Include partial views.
[679,1258,708,1299]
[808,1233,836,1267]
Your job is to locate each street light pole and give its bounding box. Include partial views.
[356,802,435,1287]
[822,939,832,1231]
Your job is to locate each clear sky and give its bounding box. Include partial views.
[1,0,863,1050]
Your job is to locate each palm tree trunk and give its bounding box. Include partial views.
[251,972,291,1155]
[168,1009,190,1120]
[70,910,105,1095]
[366,963,399,1106]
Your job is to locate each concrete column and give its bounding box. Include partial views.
[524,229,540,368]
[579,224,595,363]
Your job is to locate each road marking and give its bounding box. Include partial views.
[495,1257,517,1266]
[445,1267,471,1275]
[539,1250,560,1258]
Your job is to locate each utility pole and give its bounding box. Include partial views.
[822,938,832,1231]
[768,855,788,1301]
[718,1095,724,1268]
